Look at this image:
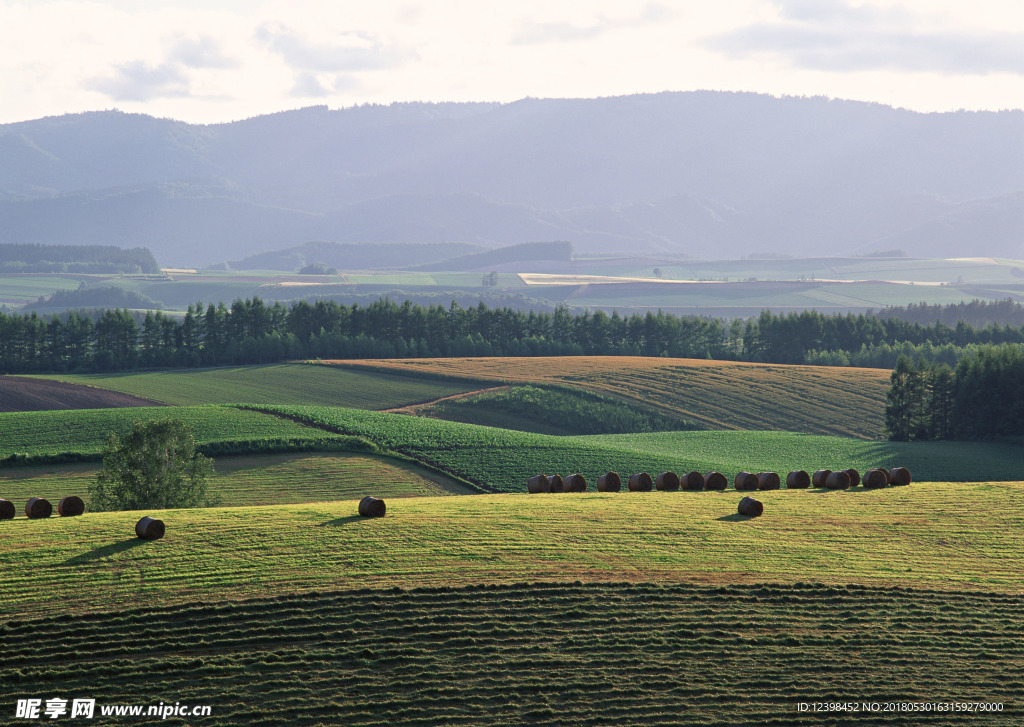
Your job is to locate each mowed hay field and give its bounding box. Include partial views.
[32,363,482,408]
[319,357,891,438]
[0,452,475,507]
[5,583,1021,726]
[255,405,1024,490]
[4,483,1023,620]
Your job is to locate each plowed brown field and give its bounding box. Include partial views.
[317,357,891,439]
[0,375,163,412]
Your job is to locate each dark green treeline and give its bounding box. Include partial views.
[2,297,1024,375]
[885,345,1024,442]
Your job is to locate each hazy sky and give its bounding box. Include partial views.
[2,0,1024,124]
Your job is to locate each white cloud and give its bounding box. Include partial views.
[87,60,189,101]
[512,3,677,45]
[705,0,1024,75]
[255,22,416,73]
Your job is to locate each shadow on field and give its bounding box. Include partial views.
[318,515,363,527]
[716,513,752,522]
[61,538,147,567]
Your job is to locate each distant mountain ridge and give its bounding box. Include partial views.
[1,93,1022,266]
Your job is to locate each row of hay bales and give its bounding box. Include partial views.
[528,467,911,493]
[0,495,85,520]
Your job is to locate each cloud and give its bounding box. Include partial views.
[87,60,190,102]
[290,72,360,98]
[168,36,237,70]
[512,3,676,45]
[704,0,1024,75]
[255,22,415,72]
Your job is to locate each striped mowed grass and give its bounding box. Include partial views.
[316,356,891,438]
[3,482,1022,621]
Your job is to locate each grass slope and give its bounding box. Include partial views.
[321,357,891,439]
[259,405,1024,490]
[2,483,1023,621]
[33,363,479,408]
[3,583,1020,726]
[0,453,474,508]
[0,405,345,459]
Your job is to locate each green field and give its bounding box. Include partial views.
[0,452,474,508]
[34,364,479,408]
[2,483,1023,621]
[0,405,347,460]
[3,582,1019,726]
[255,405,1024,490]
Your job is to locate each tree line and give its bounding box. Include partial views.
[885,345,1024,442]
[0,243,160,274]
[2,296,1024,374]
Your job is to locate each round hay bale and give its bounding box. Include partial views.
[655,472,680,491]
[627,473,653,491]
[786,470,810,489]
[757,472,781,490]
[57,495,85,517]
[734,472,759,491]
[547,474,564,492]
[25,497,52,519]
[812,469,832,488]
[563,473,587,492]
[704,471,728,491]
[862,469,888,489]
[738,496,764,517]
[888,467,912,486]
[682,471,705,491]
[825,471,851,490]
[527,474,551,493]
[845,468,861,487]
[596,471,622,492]
[358,496,387,517]
[875,467,889,482]
[0,498,15,520]
[135,516,165,540]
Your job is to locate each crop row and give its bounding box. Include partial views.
[38,363,476,408]
[3,582,1021,726]
[325,356,891,438]
[251,405,1024,490]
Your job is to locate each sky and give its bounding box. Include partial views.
[2,0,1024,125]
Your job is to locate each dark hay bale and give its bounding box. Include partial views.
[358,496,387,517]
[25,497,52,519]
[0,498,15,520]
[527,474,551,493]
[812,469,832,488]
[734,472,759,491]
[862,469,888,489]
[596,472,622,492]
[757,472,781,490]
[627,473,653,491]
[888,467,912,486]
[547,474,564,492]
[655,472,680,491]
[875,467,889,482]
[825,471,851,490]
[704,471,728,491]
[786,470,810,489]
[135,516,165,540]
[563,473,587,492]
[58,495,85,517]
[845,468,861,487]
[738,496,764,517]
[682,471,705,491]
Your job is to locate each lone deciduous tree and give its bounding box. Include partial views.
[90,418,216,511]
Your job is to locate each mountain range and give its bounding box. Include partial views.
[1,92,1021,267]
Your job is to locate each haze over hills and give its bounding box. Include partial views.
[0,92,1021,267]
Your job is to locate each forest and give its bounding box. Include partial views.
[2,296,1024,376]
[0,243,160,274]
[885,345,1024,441]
